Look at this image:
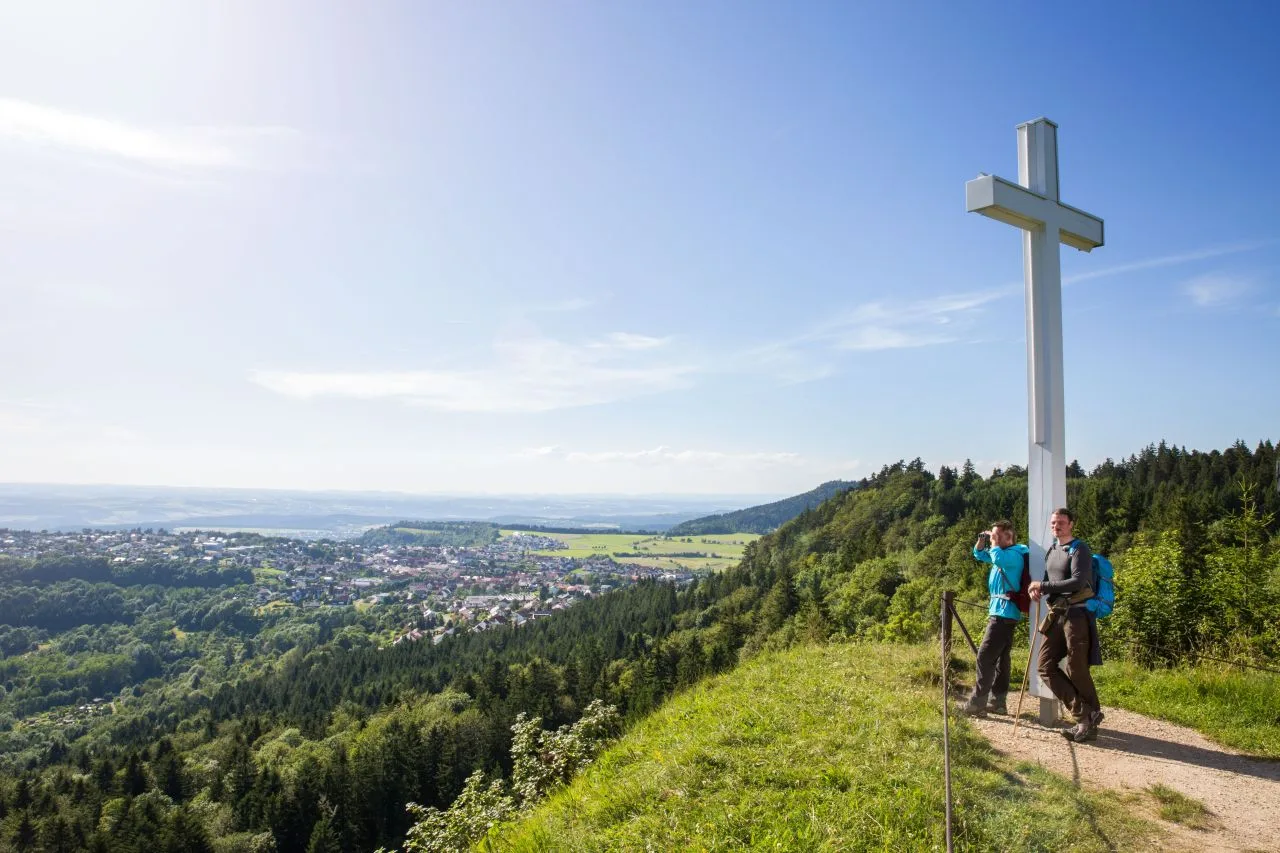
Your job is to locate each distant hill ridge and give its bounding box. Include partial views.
[668,479,859,535]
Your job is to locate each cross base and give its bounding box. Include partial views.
[1039,697,1058,726]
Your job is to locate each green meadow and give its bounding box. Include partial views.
[501,531,760,572]
[485,642,1159,852]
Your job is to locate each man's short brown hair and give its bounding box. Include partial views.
[1052,507,1074,522]
[992,519,1015,537]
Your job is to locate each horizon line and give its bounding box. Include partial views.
[0,479,794,501]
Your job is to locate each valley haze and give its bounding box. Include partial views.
[0,483,776,538]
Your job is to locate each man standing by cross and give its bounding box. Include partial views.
[965,118,1104,725]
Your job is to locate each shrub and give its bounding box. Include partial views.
[384,701,621,853]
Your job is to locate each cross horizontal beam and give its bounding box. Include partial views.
[965,174,1104,252]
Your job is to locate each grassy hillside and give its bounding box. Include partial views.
[484,642,1159,852]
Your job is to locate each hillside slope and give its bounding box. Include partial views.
[484,642,1162,852]
[668,479,858,535]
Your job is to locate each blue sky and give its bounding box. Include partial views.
[2,1,1277,495]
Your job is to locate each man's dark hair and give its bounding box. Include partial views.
[992,519,1016,537]
[1052,507,1074,522]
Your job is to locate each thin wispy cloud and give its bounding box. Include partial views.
[253,240,1276,415]
[521,445,805,467]
[0,398,56,435]
[0,397,59,411]
[833,324,953,352]
[0,398,141,445]
[915,290,1018,315]
[1182,273,1253,308]
[251,332,698,413]
[0,97,302,172]
[808,287,1009,353]
[731,287,1010,384]
[531,297,595,314]
[0,410,43,435]
[1064,241,1270,286]
[587,332,667,350]
[736,341,836,384]
[766,242,1271,365]
[739,241,1266,379]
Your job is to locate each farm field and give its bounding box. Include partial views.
[501,530,759,572]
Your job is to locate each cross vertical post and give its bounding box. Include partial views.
[965,118,1104,726]
[1020,120,1068,725]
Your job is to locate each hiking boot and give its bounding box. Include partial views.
[960,698,987,717]
[1061,720,1097,743]
[1089,709,1105,728]
[986,696,1008,715]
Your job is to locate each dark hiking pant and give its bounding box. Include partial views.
[972,616,1018,701]
[1037,609,1099,720]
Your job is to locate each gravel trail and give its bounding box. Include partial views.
[968,706,1280,852]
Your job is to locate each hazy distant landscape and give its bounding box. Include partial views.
[0,483,771,538]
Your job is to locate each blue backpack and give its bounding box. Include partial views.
[1068,541,1115,619]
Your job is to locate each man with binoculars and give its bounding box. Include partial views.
[1029,507,1104,743]
[962,520,1028,717]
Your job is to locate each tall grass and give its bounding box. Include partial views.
[484,642,1156,852]
[1093,659,1280,757]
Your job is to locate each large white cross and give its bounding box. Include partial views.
[965,118,1103,721]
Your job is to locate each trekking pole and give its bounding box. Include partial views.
[1011,632,1037,738]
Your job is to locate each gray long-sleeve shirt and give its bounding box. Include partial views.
[1042,538,1093,607]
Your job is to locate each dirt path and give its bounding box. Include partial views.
[968,706,1280,852]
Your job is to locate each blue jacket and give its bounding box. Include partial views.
[972,543,1028,620]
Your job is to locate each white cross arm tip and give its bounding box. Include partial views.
[965,174,1104,252]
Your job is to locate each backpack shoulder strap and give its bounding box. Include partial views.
[995,549,1029,594]
[1066,539,1100,597]
[997,566,1013,594]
